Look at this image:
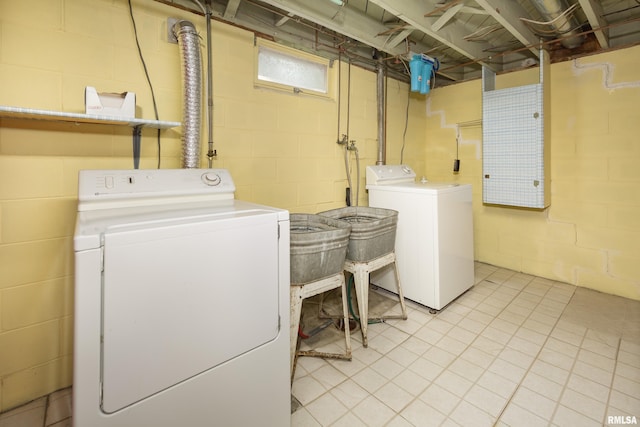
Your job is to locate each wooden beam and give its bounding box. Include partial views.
[257,0,466,79]
[432,3,464,31]
[578,0,609,48]
[275,12,295,27]
[223,0,241,19]
[474,0,541,56]
[424,0,462,18]
[369,0,496,69]
[386,27,414,49]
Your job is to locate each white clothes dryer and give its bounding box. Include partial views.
[73,169,290,427]
[366,165,474,311]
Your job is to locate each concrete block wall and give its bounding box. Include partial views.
[0,0,424,411]
[423,45,640,302]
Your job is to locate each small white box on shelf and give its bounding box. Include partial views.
[85,86,136,118]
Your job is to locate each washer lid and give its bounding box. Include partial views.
[74,199,288,251]
[367,181,470,195]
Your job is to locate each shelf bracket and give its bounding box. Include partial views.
[132,125,143,169]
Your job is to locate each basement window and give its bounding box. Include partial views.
[255,39,332,98]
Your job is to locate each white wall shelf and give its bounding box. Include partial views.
[0,105,181,169]
[0,105,180,129]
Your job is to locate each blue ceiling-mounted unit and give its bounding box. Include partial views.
[409,54,439,95]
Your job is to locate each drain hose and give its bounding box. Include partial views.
[344,145,353,205]
[173,20,201,168]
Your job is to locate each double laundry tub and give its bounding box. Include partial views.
[290,207,398,284]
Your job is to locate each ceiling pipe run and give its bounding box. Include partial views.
[531,0,585,49]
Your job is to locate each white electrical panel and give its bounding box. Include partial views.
[481,50,550,209]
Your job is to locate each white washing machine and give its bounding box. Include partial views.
[73,169,290,427]
[366,165,474,311]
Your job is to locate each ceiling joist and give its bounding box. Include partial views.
[256,0,464,80]
[223,0,241,19]
[256,0,417,56]
[156,0,640,86]
[369,0,497,69]
[473,0,541,57]
[578,0,609,48]
[432,3,465,31]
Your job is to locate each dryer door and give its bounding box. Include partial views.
[99,210,280,414]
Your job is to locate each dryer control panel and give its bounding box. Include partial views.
[77,168,236,210]
[366,164,416,186]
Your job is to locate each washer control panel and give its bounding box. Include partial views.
[78,168,236,209]
[366,164,416,185]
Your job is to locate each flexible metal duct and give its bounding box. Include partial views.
[173,20,202,168]
[531,0,584,49]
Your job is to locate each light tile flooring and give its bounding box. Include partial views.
[291,262,640,427]
[0,388,71,427]
[1,263,638,427]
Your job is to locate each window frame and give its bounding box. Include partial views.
[254,38,334,99]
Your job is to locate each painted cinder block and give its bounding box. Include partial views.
[522,258,575,287]
[0,321,59,375]
[212,128,253,158]
[609,253,640,283]
[297,181,334,207]
[0,238,73,290]
[1,198,76,243]
[277,158,317,183]
[1,277,73,331]
[299,134,340,159]
[1,24,66,74]
[243,101,283,131]
[577,224,640,254]
[230,159,279,189]
[552,179,639,205]
[552,156,608,180]
[0,0,62,29]
[0,65,62,110]
[0,157,64,200]
[548,199,607,227]
[252,131,298,158]
[251,182,297,210]
[607,205,640,230]
[315,158,346,181]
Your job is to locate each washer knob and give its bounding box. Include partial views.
[201,172,221,186]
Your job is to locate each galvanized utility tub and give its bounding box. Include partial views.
[290,214,352,285]
[318,207,398,262]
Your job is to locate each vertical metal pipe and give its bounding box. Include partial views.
[376,60,386,165]
[205,3,215,167]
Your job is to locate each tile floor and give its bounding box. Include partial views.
[291,262,640,426]
[0,387,71,427]
[1,262,638,427]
